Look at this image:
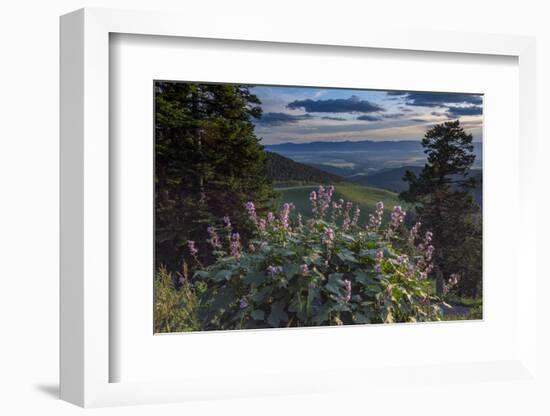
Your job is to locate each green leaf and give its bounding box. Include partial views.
[312,303,332,324]
[243,271,265,286]
[251,309,264,321]
[282,263,300,279]
[213,269,232,282]
[325,273,344,294]
[251,286,272,303]
[193,270,209,279]
[353,312,370,324]
[210,286,236,312]
[267,302,288,327]
[336,251,358,263]
[353,271,371,286]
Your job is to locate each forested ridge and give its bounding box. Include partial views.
[265,151,344,184]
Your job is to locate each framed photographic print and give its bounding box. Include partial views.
[60,8,538,408]
[153,81,483,334]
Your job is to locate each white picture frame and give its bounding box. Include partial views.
[60,7,538,408]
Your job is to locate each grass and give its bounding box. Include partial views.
[274,182,402,225]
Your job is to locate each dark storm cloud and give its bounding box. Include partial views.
[388,91,482,108]
[410,118,428,123]
[321,116,346,121]
[287,95,385,113]
[256,112,313,126]
[447,106,483,117]
[357,114,383,121]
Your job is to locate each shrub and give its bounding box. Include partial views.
[154,265,205,333]
[188,186,443,331]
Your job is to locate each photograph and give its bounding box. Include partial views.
[154,81,483,333]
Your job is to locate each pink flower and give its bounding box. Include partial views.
[230,233,241,259]
[280,203,291,230]
[425,245,435,261]
[206,226,221,249]
[425,231,433,243]
[375,249,384,272]
[409,222,421,244]
[351,207,361,226]
[367,201,384,230]
[245,201,257,224]
[223,215,231,227]
[187,240,198,256]
[390,205,406,229]
[343,279,352,302]
[300,264,309,274]
[267,265,283,276]
[258,218,266,232]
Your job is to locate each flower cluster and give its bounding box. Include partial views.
[311,185,335,218]
[188,188,449,330]
[239,297,248,309]
[351,207,361,227]
[443,273,460,295]
[245,201,257,224]
[187,240,198,256]
[375,249,384,273]
[343,279,352,303]
[230,232,241,260]
[280,203,291,230]
[206,226,221,249]
[390,205,406,229]
[409,221,421,244]
[267,265,284,277]
[325,228,335,247]
[367,201,384,231]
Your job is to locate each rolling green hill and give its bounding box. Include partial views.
[275,183,401,225]
[266,151,403,223]
[350,166,482,206]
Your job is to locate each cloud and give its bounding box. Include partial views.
[256,112,313,126]
[357,114,383,121]
[382,113,405,119]
[390,91,482,108]
[321,116,346,121]
[447,106,483,117]
[287,95,385,113]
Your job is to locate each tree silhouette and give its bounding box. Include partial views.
[401,120,482,297]
[155,82,274,271]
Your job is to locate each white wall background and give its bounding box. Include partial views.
[0,1,547,414]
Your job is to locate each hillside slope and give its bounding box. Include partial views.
[265,151,344,184]
[351,166,482,206]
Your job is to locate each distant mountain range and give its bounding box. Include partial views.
[264,141,482,207]
[265,140,427,153]
[264,139,483,173]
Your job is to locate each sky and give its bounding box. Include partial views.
[250,85,483,145]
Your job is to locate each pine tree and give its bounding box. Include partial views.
[400,120,482,297]
[155,82,274,271]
